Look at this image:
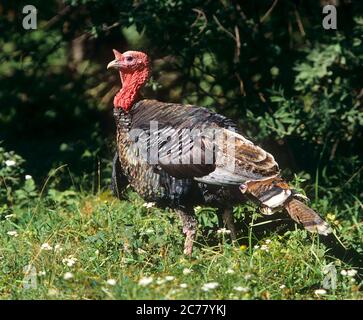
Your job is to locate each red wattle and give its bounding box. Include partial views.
[113,68,149,111]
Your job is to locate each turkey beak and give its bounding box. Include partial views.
[107,59,122,70]
[107,49,124,70]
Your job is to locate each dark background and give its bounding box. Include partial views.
[0,0,362,205]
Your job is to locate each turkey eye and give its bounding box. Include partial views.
[126,56,133,62]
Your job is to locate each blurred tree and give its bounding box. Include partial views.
[0,0,362,203]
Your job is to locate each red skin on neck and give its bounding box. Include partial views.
[114,68,149,111]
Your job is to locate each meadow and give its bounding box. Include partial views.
[1,149,362,299]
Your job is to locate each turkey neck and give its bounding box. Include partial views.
[114,69,149,111]
[114,107,131,132]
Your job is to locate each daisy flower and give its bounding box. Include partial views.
[63,272,74,280]
[201,282,219,291]
[40,243,53,251]
[217,228,231,235]
[314,289,327,295]
[143,202,155,209]
[107,279,117,286]
[7,230,18,237]
[138,277,153,286]
[62,256,77,267]
[183,268,193,275]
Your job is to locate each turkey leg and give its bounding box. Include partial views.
[222,208,237,241]
[176,210,198,256]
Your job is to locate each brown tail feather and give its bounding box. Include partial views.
[284,198,331,236]
[240,178,331,235]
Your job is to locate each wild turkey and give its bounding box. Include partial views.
[107,50,331,255]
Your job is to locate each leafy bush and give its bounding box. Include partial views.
[0,143,37,215]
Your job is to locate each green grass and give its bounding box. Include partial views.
[1,185,362,300]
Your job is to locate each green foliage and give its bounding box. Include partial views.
[0,144,37,215]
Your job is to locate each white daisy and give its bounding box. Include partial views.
[62,256,77,267]
[107,279,117,286]
[340,270,348,276]
[40,243,53,251]
[314,289,327,295]
[217,228,231,235]
[138,276,153,286]
[7,230,18,237]
[183,268,193,275]
[347,269,357,277]
[226,269,235,274]
[25,175,32,180]
[165,276,175,281]
[63,272,74,280]
[143,202,155,208]
[180,283,188,288]
[201,282,219,291]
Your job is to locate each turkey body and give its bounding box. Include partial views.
[112,99,331,254]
